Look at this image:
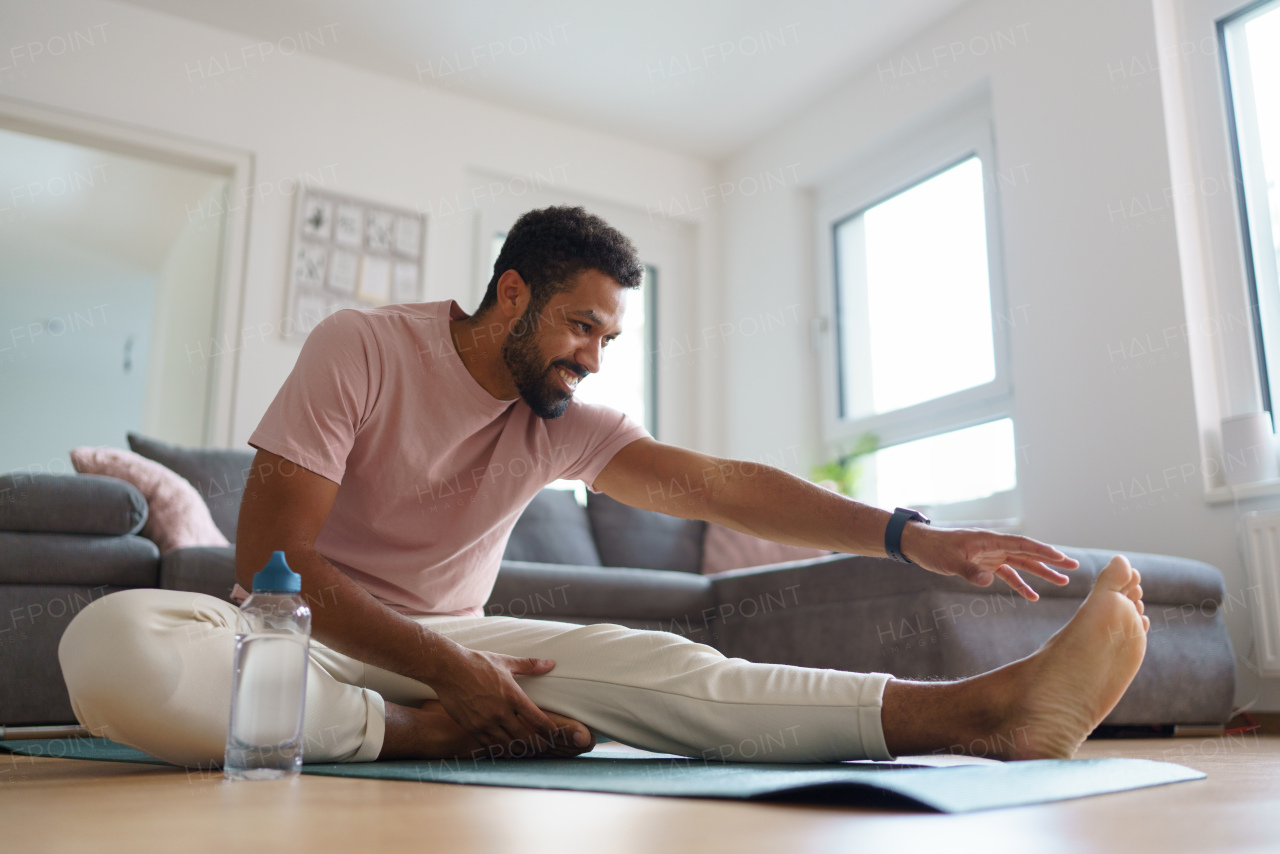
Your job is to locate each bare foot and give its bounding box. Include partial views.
[992,554,1149,759]
[380,700,596,761]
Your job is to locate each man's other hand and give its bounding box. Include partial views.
[430,647,581,752]
[900,523,1079,601]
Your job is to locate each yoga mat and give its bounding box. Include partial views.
[0,738,1204,813]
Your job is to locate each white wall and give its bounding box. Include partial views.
[142,176,227,446]
[719,0,1273,708]
[0,0,714,449]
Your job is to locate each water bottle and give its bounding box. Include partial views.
[224,551,311,780]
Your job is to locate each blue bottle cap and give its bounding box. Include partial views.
[252,551,302,593]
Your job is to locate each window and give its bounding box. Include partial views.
[817,98,1015,517]
[872,418,1016,509]
[834,157,996,418]
[490,230,507,273]
[1222,0,1280,425]
[573,264,658,435]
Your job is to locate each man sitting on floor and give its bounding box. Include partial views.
[59,206,1149,767]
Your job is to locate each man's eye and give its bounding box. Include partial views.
[577,322,591,333]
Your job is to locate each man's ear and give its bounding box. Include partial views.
[495,269,530,320]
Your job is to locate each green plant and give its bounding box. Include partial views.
[811,432,879,497]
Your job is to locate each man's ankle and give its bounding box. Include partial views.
[880,673,1016,757]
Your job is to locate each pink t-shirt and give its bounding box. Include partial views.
[245,300,649,616]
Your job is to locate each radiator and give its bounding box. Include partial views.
[1241,511,1280,676]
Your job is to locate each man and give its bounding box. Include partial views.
[60,206,1149,767]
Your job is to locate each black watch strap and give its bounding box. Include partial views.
[885,507,930,564]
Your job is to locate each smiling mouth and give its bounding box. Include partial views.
[554,365,582,392]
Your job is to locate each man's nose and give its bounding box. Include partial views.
[576,338,602,374]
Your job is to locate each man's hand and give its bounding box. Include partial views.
[236,449,583,756]
[429,647,565,750]
[900,522,1079,601]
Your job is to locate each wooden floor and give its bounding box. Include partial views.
[4,733,1280,854]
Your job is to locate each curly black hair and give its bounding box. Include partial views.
[476,205,643,316]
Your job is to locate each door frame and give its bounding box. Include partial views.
[0,94,254,447]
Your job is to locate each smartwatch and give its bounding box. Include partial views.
[885,507,930,564]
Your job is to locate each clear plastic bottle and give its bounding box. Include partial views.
[224,551,312,780]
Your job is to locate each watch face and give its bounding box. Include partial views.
[896,507,929,524]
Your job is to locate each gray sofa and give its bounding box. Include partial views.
[0,436,1238,731]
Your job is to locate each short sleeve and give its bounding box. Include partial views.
[248,310,380,484]
[553,401,651,492]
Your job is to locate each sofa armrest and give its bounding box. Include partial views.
[0,473,147,536]
[489,560,714,621]
[707,549,1236,726]
[159,546,237,601]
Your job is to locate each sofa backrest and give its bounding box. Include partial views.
[502,488,602,566]
[585,492,706,573]
[503,488,706,573]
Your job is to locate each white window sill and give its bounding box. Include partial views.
[1205,479,1280,505]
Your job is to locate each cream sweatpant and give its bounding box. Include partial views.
[57,588,892,768]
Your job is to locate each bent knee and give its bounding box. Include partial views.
[58,588,239,766]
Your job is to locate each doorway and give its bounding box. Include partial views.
[0,100,251,475]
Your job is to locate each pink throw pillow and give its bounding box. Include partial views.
[70,446,230,553]
[700,523,831,574]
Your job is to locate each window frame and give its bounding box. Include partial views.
[1219,0,1280,430]
[640,263,659,436]
[814,95,1014,455]
[1155,0,1280,503]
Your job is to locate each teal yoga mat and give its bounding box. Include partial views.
[0,738,1204,813]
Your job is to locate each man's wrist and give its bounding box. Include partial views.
[411,628,467,686]
[898,520,929,565]
[884,507,931,563]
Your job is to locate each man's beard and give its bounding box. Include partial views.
[502,312,584,419]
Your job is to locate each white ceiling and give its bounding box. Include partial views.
[116,0,970,159]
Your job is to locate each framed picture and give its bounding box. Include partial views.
[284,188,426,339]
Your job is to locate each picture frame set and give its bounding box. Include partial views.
[284,188,426,338]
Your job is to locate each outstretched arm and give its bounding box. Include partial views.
[592,438,1077,600]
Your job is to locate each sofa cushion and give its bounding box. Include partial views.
[71,447,229,554]
[586,492,706,573]
[0,532,159,586]
[503,489,601,566]
[128,432,255,543]
[490,560,715,621]
[0,473,146,536]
